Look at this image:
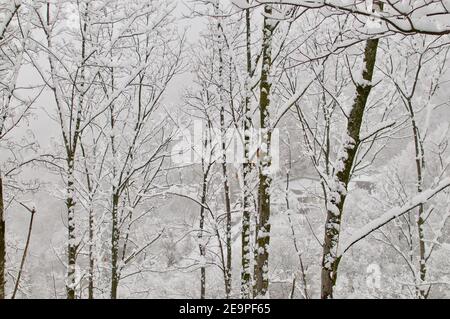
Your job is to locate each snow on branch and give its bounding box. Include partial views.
[360,120,396,142]
[80,61,152,131]
[273,76,315,128]
[231,0,450,35]
[230,0,252,9]
[338,177,450,257]
[0,0,20,41]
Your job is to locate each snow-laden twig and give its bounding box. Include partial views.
[360,120,396,142]
[0,0,20,41]
[273,76,315,128]
[338,177,450,257]
[231,0,450,35]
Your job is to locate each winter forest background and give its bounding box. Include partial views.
[0,0,450,300]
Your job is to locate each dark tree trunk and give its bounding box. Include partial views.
[199,172,208,299]
[321,20,380,299]
[88,206,94,299]
[81,142,96,300]
[111,192,120,299]
[253,5,275,298]
[215,5,232,297]
[12,205,36,299]
[406,99,428,298]
[221,112,232,299]
[0,174,5,299]
[66,159,77,299]
[241,4,253,299]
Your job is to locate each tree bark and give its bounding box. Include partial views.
[66,160,77,299]
[12,204,36,299]
[88,206,94,299]
[110,192,120,299]
[0,174,5,299]
[199,171,208,299]
[253,5,275,298]
[81,142,96,299]
[405,99,428,298]
[215,2,232,297]
[43,2,87,298]
[321,6,381,298]
[220,93,232,299]
[198,125,212,300]
[241,4,253,299]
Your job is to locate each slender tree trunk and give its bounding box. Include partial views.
[198,124,211,300]
[199,172,208,299]
[321,4,381,298]
[12,205,35,299]
[253,5,274,298]
[108,53,120,299]
[88,206,94,299]
[0,174,5,299]
[111,192,120,299]
[241,4,253,299]
[417,201,427,298]
[215,3,232,297]
[81,143,95,299]
[66,159,77,299]
[44,1,88,298]
[406,100,428,298]
[221,107,232,299]
[286,168,309,299]
[223,172,232,298]
[43,3,77,298]
[79,2,94,300]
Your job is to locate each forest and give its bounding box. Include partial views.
[0,0,449,299]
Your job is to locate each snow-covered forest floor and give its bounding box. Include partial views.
[1,0,450,299]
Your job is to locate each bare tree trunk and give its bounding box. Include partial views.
[198,122,212,300]
[0,173,5,299]
[215,3,232,297]
[111,192,120,299]
[223,173,232,298]
[12,204,36,299]
[224,177,232,297]
[253,5,275,298]
[88,206,94,299]
[79,3,94,300]
[80,142,96,299]
[199,172,208,299]
[221,106,232,299]
[67,2,88,298]
[66,158,77,299]
[241,4,253,299]
[321,4,381,298]
[285,166,309,299]
[406,99,428,298]
[43,2,88,299]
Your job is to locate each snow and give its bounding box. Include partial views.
[360,120,396,141]
[339,177,450,256]
[1,0,450,300]
[230,0,251,9]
